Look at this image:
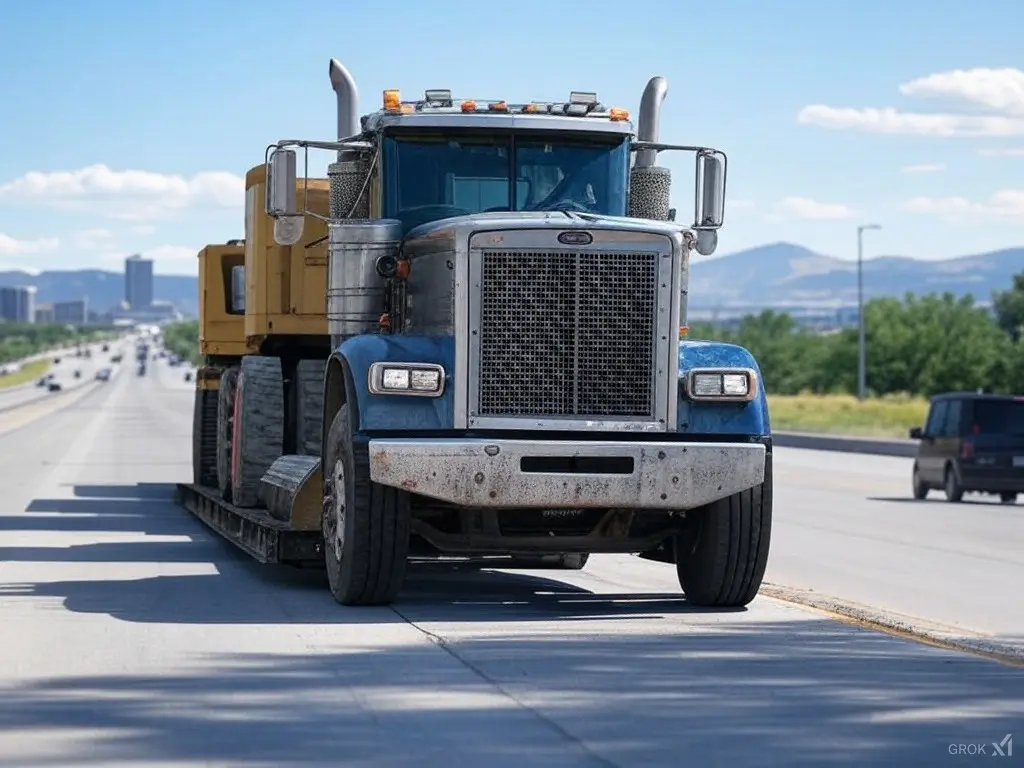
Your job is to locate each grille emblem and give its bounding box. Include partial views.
[558,230,593,246]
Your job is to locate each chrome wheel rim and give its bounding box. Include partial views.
[331,458,346,560]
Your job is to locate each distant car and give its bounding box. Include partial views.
[95,368,112,381]
[53,357,61,364]
[909,392,1024,504]
[73,369,82,379]
[47,381,62,392]
[37,376,48,387]
[184,371,193,382]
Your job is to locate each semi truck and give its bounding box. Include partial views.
[178,58,774,609]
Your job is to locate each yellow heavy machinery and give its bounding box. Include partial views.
[186,168,335,564]
[190,238,251,488]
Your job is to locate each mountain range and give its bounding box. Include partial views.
[688,243,1023,313]
[1,242,1021,319]
[0,269,199,317]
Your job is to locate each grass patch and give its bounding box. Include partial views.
[768,392,929,439]
[0,358,51,390]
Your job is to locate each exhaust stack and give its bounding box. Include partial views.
[634,76,667,169]
[328,58,360,140]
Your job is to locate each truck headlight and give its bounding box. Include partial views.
[684,367,758,402]
[368,362,446,397]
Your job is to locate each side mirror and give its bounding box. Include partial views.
[265,148,304,246]
[266,148,298,217]
[909,426,923,440]
[694,151,726,229]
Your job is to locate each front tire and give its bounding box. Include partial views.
[322,404,411,606]
[676,454,773,607]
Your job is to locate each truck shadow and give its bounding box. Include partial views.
[0,483,728,626]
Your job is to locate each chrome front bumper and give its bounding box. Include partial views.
[367,438,766,509]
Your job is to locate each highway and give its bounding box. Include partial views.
[769,449,1024,651]
[0,342,125,414]
[0,354,1021,767]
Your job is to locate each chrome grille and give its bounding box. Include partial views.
[477,249,659,418]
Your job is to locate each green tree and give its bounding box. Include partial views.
[993,271,1024,342]
[162,321,201,365]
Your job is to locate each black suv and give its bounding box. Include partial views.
[909,392,1024,503]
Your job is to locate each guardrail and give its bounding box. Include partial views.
[773,431,917,458]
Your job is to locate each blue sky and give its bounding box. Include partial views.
[1,0,1023,275]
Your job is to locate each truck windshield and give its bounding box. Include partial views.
[381,133,629,234]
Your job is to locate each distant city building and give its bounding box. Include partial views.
[0,285,36,323]
[53,299,88,325]
[125,254,154,310]
[34,304,55,324]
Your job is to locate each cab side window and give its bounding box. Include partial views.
[925,401,948,437]
[941,399,962,437]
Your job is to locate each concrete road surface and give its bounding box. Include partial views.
[768,447,1024,652]
[0,359,1021,767]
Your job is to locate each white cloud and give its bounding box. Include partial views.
[773,196,854,220]
[797,106,1024,137]
[901,163,945,173]
[73,228,115,249]
[904,189,1024,220]
[798,67,1024,137]
[899,68,1024,115]
[978,147,1024,157]
[0,164,244,221]
[147,245,197,264]
[0,233,59,255]
[129,224,157,235]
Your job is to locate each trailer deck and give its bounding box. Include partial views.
[175,482,324,566]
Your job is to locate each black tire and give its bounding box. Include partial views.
[676,454,773,607]
[231,356,285,508]
[1000,492,1017,504]
[294,359,326,456]
[944,465,964,503]
[216,368,238,502]
[323,404,411,606]
[191,387,218,487]
[911,464,928,500]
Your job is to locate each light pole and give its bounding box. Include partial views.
[857,223,881,401]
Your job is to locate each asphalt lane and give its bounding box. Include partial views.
[0,342,126,413]
[0,358,1021,767]
[768,447,1024,651]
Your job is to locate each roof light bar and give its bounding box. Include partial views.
[570,91,598,105]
